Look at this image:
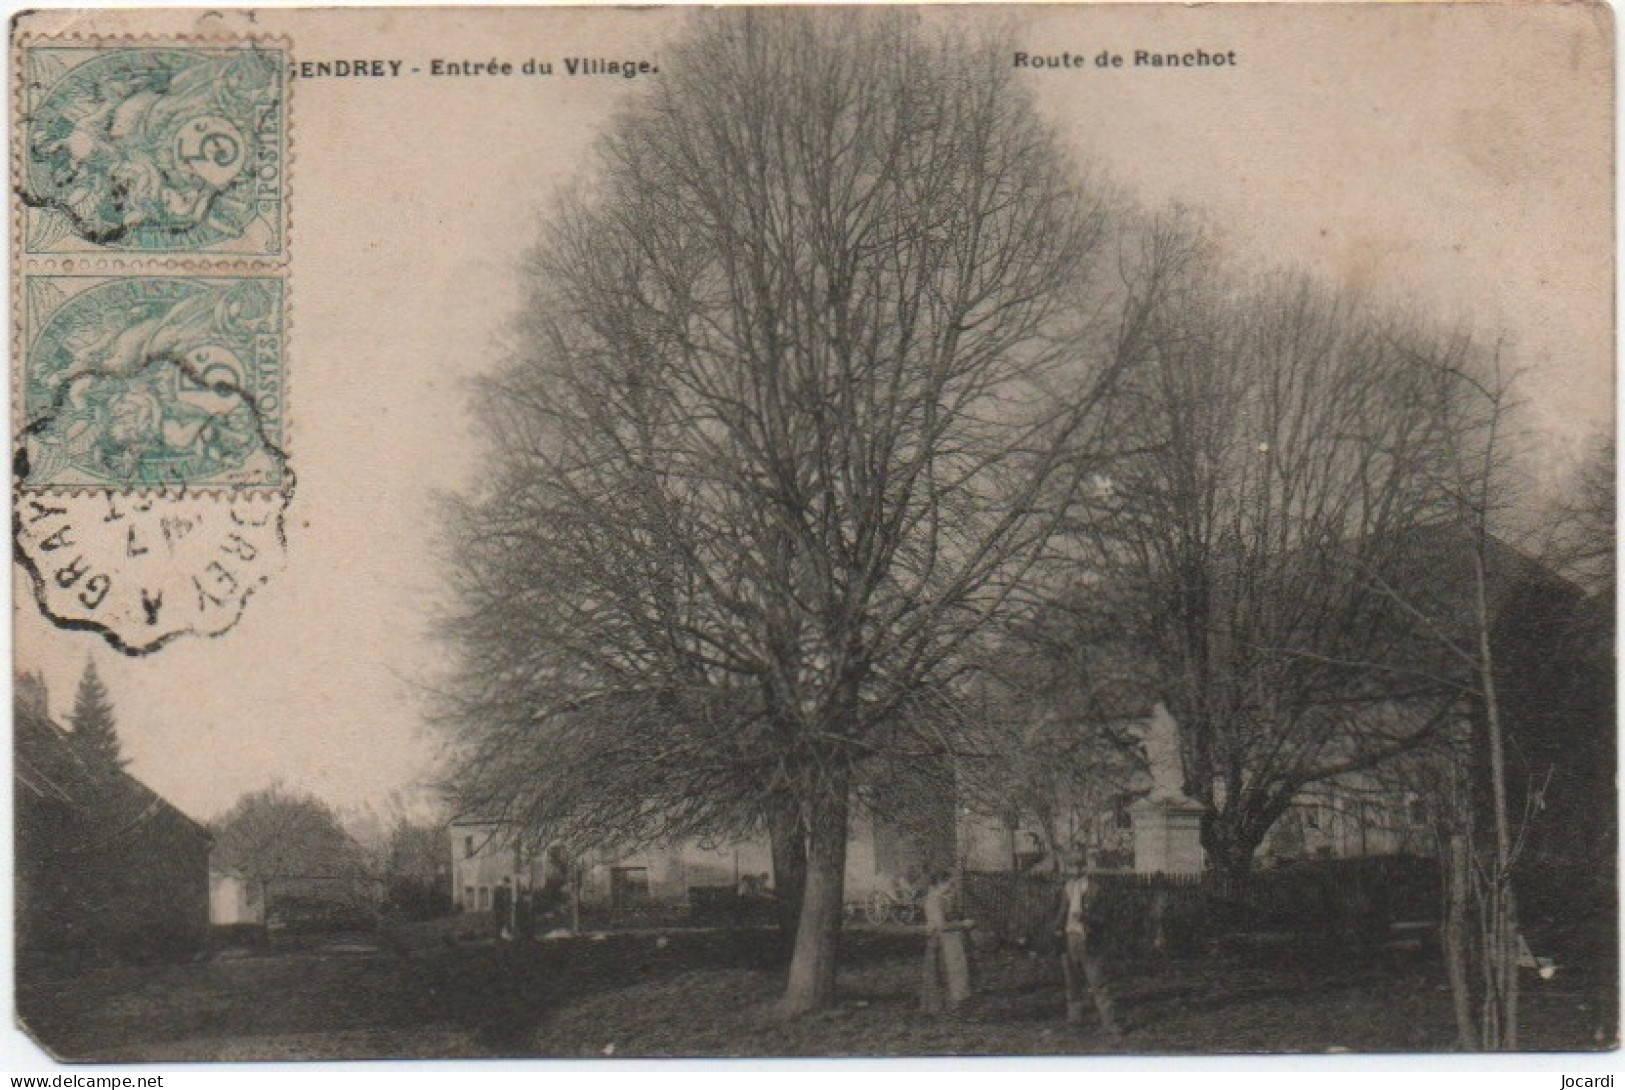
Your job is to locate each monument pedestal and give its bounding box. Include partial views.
[1131,798,1205,875]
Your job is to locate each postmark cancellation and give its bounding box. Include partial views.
[12,28,294,652]
[12,273,291,651]
[15,487,290,654]
[17,274,287,492]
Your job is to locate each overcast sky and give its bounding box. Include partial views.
[12,4,1612,825]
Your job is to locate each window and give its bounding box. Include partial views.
[463,885,474,909]
[1407,796,1429,828]
[610,866,651,910]
[1113,793,1136,831]
[478,886,491,911]
[464,835,475,859]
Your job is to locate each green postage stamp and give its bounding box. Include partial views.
[18,275,287,491]
[13,30,292,651]
[19,44,286,256]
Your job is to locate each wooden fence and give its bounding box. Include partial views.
[961,854,1440,957]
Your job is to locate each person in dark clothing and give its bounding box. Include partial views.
[1053,851,1121,1037]
[514,882,535,942]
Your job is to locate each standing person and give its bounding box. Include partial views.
[538,841,571,932]
[493,877,514,942]
[1149,887,1171,956]
[1054,851,1122,1037]
[515,881,535,943]
[920,871,973,1013]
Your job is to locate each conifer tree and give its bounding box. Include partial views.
[68,660,125,773]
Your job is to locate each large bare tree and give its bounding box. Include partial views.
[1074,216,1494,880]
[440,9,1120,1013]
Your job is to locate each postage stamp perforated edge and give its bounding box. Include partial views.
[16,272,291,495]
[10,27,296,500]
[13,32,292,262]
[9,257,297,501]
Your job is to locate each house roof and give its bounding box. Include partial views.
[1387,520,1585,625]
[14,704,212,852]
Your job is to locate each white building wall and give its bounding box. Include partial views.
[957,812,1017,873]
[450,821,535,911]
[209,872,262,925]
[450,815,950,912]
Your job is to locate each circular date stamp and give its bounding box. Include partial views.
[15,273,291,652]
[15,488,290,654]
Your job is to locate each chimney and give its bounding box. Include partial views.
[14,671,49,719]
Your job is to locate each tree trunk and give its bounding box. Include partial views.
[782,778,850,1016]
[1503,885,1520,1049]
[1444,833,1475,1049]
[768,797,809,949]
[1485,881,1520,1050]
[1202,813,1262,885]
[1476,547,1520,1050]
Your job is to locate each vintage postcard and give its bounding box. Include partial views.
[7,3,1615,1065]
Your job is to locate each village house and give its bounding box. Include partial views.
[208,866,384,930]
[14,672,213,963]
[450,804,968,918]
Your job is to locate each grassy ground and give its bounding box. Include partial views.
[15,924,1617,1061]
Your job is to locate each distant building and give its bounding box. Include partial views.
[450,818,776,914]
[15,673,213,963]
[209,868,264,926]
[449,819,530,913]
[449,807,953,916]
[1259,777,1434,864]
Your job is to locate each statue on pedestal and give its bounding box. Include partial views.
[1138,701,1195,806]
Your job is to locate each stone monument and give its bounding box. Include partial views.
[1130,702,1206,874]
